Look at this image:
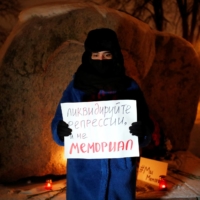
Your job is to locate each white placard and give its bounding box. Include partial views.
[61,100,139,159]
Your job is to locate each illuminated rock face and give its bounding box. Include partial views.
[0,3,200,182]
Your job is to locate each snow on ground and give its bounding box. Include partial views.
[0,151,200,200]
[0,179,66,200]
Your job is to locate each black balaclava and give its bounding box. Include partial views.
[73,28,131,93]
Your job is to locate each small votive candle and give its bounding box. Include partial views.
[45,179,52,190]
[159,175,167,190]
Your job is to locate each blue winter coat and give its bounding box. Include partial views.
[51,79,153,200]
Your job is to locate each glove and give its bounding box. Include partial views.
[129,121,142,137]
[129,121,152,147]
[57,120,72,141]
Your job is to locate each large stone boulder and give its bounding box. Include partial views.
[0,3,200,182]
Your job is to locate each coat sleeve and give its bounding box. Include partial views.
[123,80,155,148]
[51,80,84,146]
[136,89,155,148]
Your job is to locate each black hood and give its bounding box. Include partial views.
[83,28,124,66]
[73,28,131,93]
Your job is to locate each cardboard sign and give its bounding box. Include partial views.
[61,100,139,159]
[137,157,168,186]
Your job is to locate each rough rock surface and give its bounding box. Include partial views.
[0,3,200,182]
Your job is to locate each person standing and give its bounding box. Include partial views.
[51,28,154,200]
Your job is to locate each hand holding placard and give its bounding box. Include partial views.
[57,120,72,141]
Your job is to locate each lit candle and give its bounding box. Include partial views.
[159,175,167,190]
[45,179,52,190]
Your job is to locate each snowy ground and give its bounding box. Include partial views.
[0,178,66,200]
[0,151,200,200]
